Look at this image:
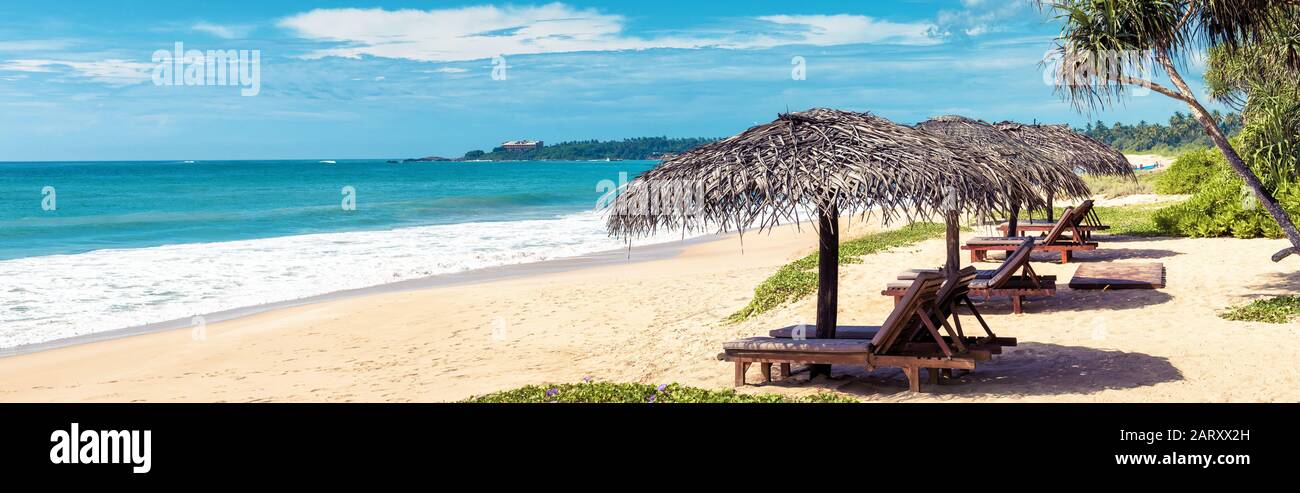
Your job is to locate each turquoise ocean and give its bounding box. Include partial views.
[0,159,682,348]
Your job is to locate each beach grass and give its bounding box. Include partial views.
[1083,170,1162,198]
[1219,296,1300,324]
[462,382,858,403]
[724,222,948,323]
[1083,204,1172,237]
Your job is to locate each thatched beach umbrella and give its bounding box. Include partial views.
[916,115,1091,236]
[605,109,1042,354]
[995,122,1134,221]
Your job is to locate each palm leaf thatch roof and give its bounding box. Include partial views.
[916,115,1092,204]
[994,122,1134,177]
[604,108,1045,239]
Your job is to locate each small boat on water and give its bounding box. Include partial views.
[320,160,337,164]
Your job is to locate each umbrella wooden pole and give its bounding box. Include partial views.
[945,211,961,281]
[1046,191,1055,222]
[1006,204,1020,237]
[812,205,839,378]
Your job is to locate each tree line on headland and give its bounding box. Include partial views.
[459,137,719,161]
[1080,111,1244,154]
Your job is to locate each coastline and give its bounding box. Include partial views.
[0,233,719,359]
[0,216,848,402]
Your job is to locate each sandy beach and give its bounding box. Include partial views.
[2,196,1298,403]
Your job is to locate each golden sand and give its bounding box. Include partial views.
[2,198,1297,402]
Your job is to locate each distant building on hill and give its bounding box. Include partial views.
[502,140,543,151]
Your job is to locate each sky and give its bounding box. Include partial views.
[0,0,1224,161]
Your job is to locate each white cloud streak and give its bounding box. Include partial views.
[278,4,939,63]
[192,22,253,39]
[0,59,153,85]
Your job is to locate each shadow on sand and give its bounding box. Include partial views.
[968,287,1173,315]
[1079,247,1182,262]
[1244,270,1300,294]
[1094,234,1180,243]
[754,342,1183,398]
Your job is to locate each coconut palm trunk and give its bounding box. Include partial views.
[1154,53,1300,261]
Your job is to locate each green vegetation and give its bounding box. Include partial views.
[462,137,717,161]
[725,222,948,323]
[1085,204,1170,237]
[1219,296,1300,324]
[1080,112,1243,154]
[1150,146,1300,239]
[1153,148,1222,194]
[1047,1,1300,258]
[462,381,858,403]
[1083,170,1159,197]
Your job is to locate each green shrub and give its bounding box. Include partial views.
[1219,296,1300,324]
[462,381,859,403]
[724,222,947,323]
[1149,144,1300,239]
[1153,148,1224,194]
[1153,172,1295,239]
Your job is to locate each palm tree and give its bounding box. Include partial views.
[1042,0,1300,261]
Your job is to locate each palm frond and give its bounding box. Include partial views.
[917,115,1093,203]
[995,121,1135,178]
[604,109,1049,239]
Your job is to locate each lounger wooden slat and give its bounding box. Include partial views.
[767,325,880,339]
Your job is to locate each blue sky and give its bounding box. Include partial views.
[0,0,1221,161]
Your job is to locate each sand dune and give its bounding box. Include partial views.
[2,210,1298,402]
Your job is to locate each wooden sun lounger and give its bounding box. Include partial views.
[995,199,1108,239]
[962,206,1097,263]
[723,272,997,392]
[776,267,1019,346]
[886,239,1056,314]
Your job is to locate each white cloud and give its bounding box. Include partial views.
[193,22,253,39]
[0,59,153,85]
[278,4,939,62]
[932,0,1036,39]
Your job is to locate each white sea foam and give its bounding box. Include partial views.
[0,211,704,349]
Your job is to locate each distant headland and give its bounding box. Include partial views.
[398,137,718,162]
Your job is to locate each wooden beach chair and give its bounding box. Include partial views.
[775,267,1017,346]
[995,199,1109,239]
[962,206,1097,263]
[722,272,995,393]
[886,239,1056,314]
